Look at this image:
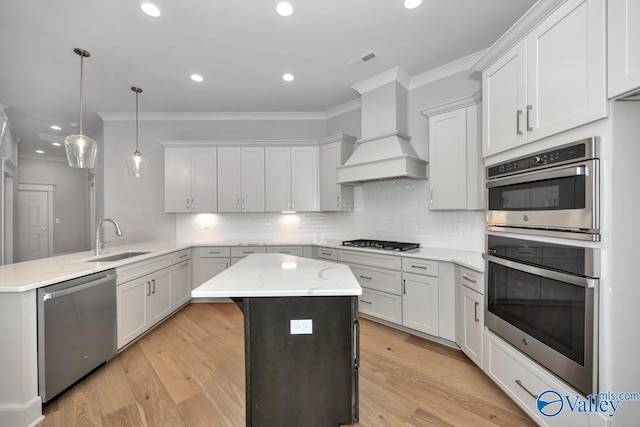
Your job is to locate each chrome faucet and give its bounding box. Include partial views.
[96,218,123,255]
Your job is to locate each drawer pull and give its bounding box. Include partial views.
[359,299,373,305]
[515,379,538,399]
[179,253,188,258]
[474,302,479,322]
[321,251,332,256]
[463,274,477,284]
[411,265,428,270]
[242,251,254,254]
[208,251,221,255]
[280,251,290,254]
[359,275,373,280]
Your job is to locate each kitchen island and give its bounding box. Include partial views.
[191,253,362,427]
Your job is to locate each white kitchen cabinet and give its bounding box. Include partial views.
[402,272,439,336]
[117,265,173,349]
[194,247,231,288]
[312,246,338,262]
[172,259,192,309]
[198,258,229,285]
[481,0,606,157]
[217,147,265,212]
[318,135,356,211]
[457,283,483,369]
[266,246,304,257]
[608,0,640,99]
[421,94,483,210]
[265,146,318,212]
[164,147,217,213]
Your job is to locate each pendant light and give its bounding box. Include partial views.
[64,48,98,169]
[125,86,149,178]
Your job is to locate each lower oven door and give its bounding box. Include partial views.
[485,255,597,396]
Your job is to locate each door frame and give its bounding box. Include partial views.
[18,182,55,259]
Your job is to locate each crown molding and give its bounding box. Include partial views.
[324,98,361,119]
[98,111,326,122]
[420,91,482,118]
[472,0,569,71]
[351,66,412,95]
[19,153,68,163]
[160,139,319,148]
[317,134,358,146]
[409,50,487,89]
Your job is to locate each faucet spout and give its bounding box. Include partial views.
[96,218,123,255]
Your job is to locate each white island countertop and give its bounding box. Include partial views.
[192,253,362,298]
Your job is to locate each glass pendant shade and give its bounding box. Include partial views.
[126,150,149,178]
[64,133,98,168]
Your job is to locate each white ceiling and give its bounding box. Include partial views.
[0,0,536,159]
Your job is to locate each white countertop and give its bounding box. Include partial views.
[0,239,483,293]
[191,254,362,297]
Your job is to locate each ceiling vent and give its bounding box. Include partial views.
[37,133,66,145]
[348,51,377,67]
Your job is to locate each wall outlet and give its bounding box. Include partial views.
[452,220,462,234]
[290,319,313,335]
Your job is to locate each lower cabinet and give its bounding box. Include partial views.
[195,247,231,287]
[455,266,484,369]
[402,272,438,336]
[172,259,192,308]
[358,288,402,324]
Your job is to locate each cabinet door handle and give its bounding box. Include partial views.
[225,262,229,268]
[515,379,538,399]
[526,105,533,131]
[462,274,477,284]
[411,265,428,270]
[359,299,373,305]
[146,281,151,296]
[474,302,480,322]
[516,109,523,135]
[186,198,190,209]
[241,198,245,208]
[403,279,406,295]
[430,190,433,205]
[337,195,340,207]
[191,198,194,209]
[359,275,372,280]
[151,279,156,294]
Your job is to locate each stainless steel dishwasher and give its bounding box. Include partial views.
[37,269,117,403]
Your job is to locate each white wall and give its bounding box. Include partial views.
[18,157,89,255]
[326,107,361,138]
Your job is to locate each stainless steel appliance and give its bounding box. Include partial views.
[341,239,420,252]
[485,235,599,395]
[37,270,117,403]
[486,137,600,241]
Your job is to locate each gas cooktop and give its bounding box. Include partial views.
[341,239,421,252]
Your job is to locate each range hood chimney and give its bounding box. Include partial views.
[337,67,427,184]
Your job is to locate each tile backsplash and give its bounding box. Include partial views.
[176,179,485,252]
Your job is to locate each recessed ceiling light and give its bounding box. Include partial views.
[190,74,204,82]
[50,125,62,130]
[277,2,293,16]
[404,0,423,9]
[282,73,294,82]
[52,142,62,147]
[141,3,161,17]
[36,150,45,154]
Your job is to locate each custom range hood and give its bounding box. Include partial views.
[337,67,427,184]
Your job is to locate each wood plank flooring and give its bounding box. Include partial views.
[38,303,535,427]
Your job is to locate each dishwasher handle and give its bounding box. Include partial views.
[42,274,116,301]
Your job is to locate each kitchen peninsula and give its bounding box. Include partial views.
[191,253,361,427]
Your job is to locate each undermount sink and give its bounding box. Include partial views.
[85,251,150,262]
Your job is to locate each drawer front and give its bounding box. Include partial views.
[338,249,401,270]
[402,258,439,276]
[171,249,191,264]
[456,266,483,294]
[116,255,173,285]
[230,246,267,257]
[484,331,599,427]
[198,247,231,258]
[358,288,402,325]
[312,246,338,261]
[267,246,303,256]
[346,263,402,295]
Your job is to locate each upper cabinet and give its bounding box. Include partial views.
[218,147,265,212]
[318,135,357,212]
[421,93,483,211]
[480,0,607,157]
[265,146,318,212]
[164,147,217,213]
[608,1,640,99]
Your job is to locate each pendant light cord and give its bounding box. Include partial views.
[79,53,84,136]
[135,90,139,152]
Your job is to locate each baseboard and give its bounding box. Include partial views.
[0,396,43,427]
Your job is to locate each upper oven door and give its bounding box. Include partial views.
[486,159,599,233]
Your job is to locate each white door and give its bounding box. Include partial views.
[198,258,229,286]
[218,147,242,212]
[149,268,173,325]
[172,260,192,308]
[402,272,439,336]
[17,190,50,262]
[320,142,340,211]
[291,146,318,211]
[265,147,291,211]
[117,275,151,349]
[459,284,483,368]
[242,147,265,212]
[164,147,191,213]
[190,148,217,213]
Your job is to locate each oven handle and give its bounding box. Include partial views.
[486,164,588,188]
[485,255,597,288]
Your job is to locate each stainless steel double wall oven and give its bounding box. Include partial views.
[484,137,600,396]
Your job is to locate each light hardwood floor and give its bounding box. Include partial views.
[39,303,535,426]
